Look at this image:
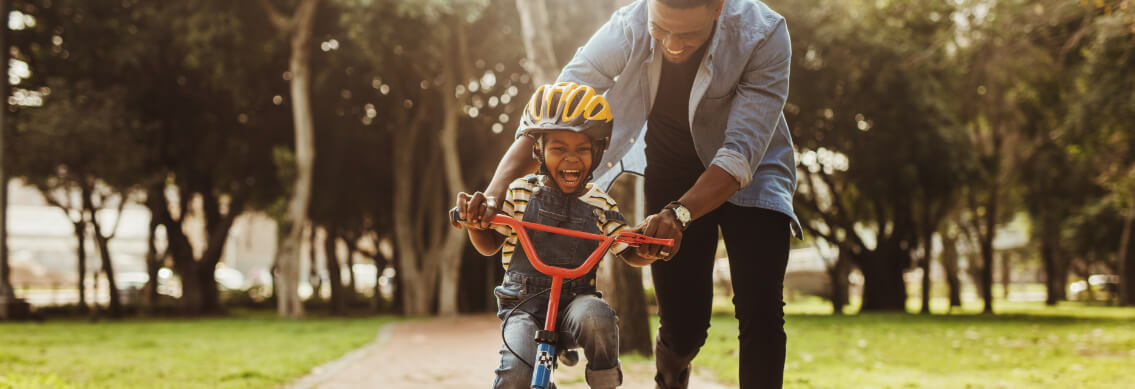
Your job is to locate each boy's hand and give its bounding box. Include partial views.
[454,191,499,230]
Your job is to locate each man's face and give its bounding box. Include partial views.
[540,131,595,193]
[647,0,722,64]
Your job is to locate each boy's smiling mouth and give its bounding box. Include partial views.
[558,168,583,187]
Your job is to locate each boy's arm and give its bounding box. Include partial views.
[466,228,506,257]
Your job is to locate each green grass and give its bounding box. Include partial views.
[689,298,1135,388]
[0,311,397,389]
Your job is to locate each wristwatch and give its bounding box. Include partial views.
[664,201,692,230]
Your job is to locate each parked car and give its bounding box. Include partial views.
[1068,274,1120,302]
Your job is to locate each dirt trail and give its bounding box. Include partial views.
[285,314,732,389]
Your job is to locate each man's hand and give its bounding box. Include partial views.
[454,191,499,230]
[633,210,684,262]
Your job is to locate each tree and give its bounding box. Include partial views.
[515,0,558,85]
[339,0,531,315]
[258,0,320,318]
[12,80,148,318]
[0,0,12,309]
[781,0,964,311]
[1065,0,1135,305]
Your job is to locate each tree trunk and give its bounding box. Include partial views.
[920,233,933,315]
[858,250,907,312]
[274,221,304,317]
[345,238,356,299]
[979,239,995,314]
[199,260,220,314]
[324,227,345,314]
[941,232,962,309]
[979,195,997,314]
[176,260,204,315]
[1000,251,1012,300]
[368,247,388,313]
[1041,239,1067,305]
[74,221,89,312]
[515,0,559,85]
[260,0,320,319]
[597,174,652,356]
[1118,202,1135,306]
[308,226,321,302]
[86,201,122,318]
[0,0,12,305]
[827,250,852,315]
[145,215,161,310]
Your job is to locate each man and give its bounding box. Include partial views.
[468,0,800,387]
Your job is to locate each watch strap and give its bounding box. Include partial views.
[664,201,691,230]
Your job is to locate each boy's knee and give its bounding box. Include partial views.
[578,309,618,346]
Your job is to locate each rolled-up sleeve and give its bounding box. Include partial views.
[711,20,791,187]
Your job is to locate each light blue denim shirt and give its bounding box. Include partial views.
[534,0,801,237]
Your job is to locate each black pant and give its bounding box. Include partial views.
[646,176,791,388]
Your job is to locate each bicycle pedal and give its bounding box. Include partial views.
[558,350,580,367]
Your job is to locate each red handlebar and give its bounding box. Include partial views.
[451,207,674,333]
[450,209,673,279]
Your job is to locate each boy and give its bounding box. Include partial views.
[454,83,654,389]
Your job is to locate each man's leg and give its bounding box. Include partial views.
[494,311,541,389]
[649,208,719,389]
[561,295,621,388]
[719,205,790,388]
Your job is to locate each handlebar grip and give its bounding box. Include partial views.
[450,207,464,225]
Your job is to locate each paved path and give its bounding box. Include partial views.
[285,314,731,389]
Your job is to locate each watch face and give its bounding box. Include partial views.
[675,206,691,224]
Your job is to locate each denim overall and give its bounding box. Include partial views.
[493,180,622,388]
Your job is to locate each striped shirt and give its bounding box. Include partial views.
[494,176,630,270]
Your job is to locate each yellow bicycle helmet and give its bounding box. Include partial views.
[519,82,614,183]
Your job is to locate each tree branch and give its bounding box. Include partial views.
[258,0,294,32]
[104,189,130,241]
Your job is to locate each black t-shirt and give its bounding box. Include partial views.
[644,39,712,186]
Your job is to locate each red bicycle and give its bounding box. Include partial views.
[451,209,672,389]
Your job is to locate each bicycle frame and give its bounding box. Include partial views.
[451,209,672,389]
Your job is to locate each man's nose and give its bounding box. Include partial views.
[664,36,683,52]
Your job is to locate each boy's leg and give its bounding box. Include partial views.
[719,204,790,388]
[561,294,621,388]
[495,311,541,389]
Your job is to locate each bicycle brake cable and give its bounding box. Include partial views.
[501,286,552,369]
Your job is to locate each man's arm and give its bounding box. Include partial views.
[479,9,634,228]
[638,20,793,260]
[555,6,632,91]
[634,165,735,260]
[475,136,538,230]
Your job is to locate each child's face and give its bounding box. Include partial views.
[541,131,595,193]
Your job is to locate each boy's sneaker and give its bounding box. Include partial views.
[558,349,580,367]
